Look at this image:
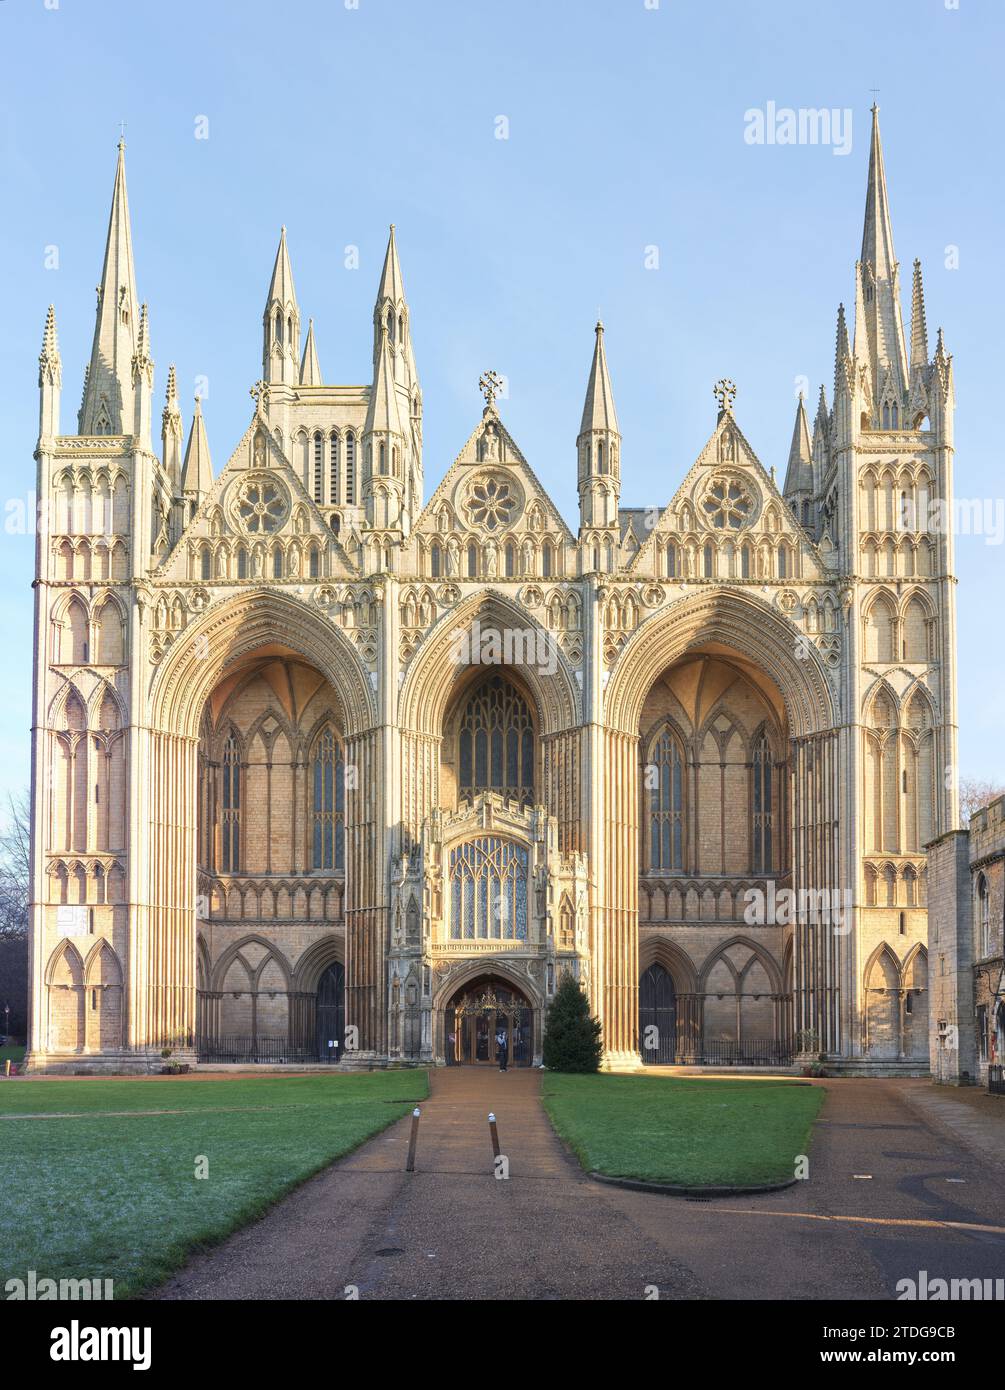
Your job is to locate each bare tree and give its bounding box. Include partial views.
[959,777,1005,826]
[0,791,30,1038]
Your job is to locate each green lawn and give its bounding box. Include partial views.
[543,1073,824,1187]
[1,1071,427,1297]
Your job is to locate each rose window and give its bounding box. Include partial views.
[237,479,287,534]
[702,478,752,530]
[466,475,517,532]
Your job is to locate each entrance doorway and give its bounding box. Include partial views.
[316,962,345,1062]
[446,978,533,1067]
[639,962,677,1064]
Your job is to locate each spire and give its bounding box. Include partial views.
[364,325,405,438]
[38,304,61,387]
[910,258,929,369]
[783,393,814,497]
[262,227,300,386]
[579,320,620,437]
[181,395,213,499]
[861,105,897,280]
[79,140,139,434]
[833,302,853,404]
[131,302,154,446]
[815,383,829,433]
[372,224,418,395]
[376,223,406,309]
[299,318,322,386]
[267,225,296,307]
[577,321,621,531]
[854,106,909,414]
[38,304,62,438]
[161,364,183,487]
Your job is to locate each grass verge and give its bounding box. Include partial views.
[542,1073,824,1187]
[1,1071,427,1297]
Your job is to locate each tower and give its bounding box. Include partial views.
[363,226,422,539]
[827,105,958,1062]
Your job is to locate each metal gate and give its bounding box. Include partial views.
[639,963,677,1064]
[317,962,346,1063]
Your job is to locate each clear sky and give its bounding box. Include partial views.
[1,0,1002,816]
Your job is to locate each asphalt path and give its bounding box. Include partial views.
[154,1069,1005,1302]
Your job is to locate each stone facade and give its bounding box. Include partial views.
[26,109,957,1073]
[928,800,1005,1084]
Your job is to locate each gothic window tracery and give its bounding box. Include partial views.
[237,478,287,534]
[647,726,685,871]
[703,477,752,529]
[221,730,241,873]
[449,836,528,941]
[311,726,345,872]
[457,674,535,807]
[752,731,773,873]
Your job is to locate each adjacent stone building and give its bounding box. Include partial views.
[26,108,957,1073]
[928,799,1005,1085]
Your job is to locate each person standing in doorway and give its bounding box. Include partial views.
[496,1027,508,1071]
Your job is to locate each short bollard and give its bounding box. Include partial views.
[488,1111,501,1162]
[3,1060,9,1078]
[405,1107,420,1172]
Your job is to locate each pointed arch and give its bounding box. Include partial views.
[150,590,376,739]
[605,588,835,737]
[399,589,581,736]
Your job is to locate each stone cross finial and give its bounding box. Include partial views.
[250,379,270,414]
[479,370,503,408]
[713,378,737,414]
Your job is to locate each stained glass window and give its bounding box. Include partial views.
[647,727,684,871]
[449,837,529,941]
[457,674,535,807]
[312,726,345,872]
[221,731,241,873]
[753,731,773,873]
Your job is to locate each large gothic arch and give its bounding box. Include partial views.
[605,587,837,737]
[149,589,377,739]
[398,588,581,737]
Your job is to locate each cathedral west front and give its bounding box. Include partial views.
[26,108,956,1074]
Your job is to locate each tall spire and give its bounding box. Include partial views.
[372,224,417,394]
[853,106,909,415]
[577,321,621,531]
[376,223,406,310]
[262,227,300,386]
[181,395,213,501]
[861,105,897,280]
[299,318,322,386]
[79,140,139,434]
[783,392,814,498]
[579,320,620,437]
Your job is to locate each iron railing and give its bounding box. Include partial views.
[196,1035,341,1065]
[989,1064,1004,1096]
[643,1039,793,1067]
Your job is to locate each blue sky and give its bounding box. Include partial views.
[1,0,1002,811]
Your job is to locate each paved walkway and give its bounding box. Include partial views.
[155,1069,1005,1302]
